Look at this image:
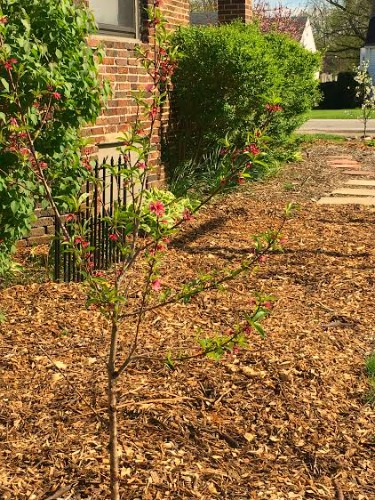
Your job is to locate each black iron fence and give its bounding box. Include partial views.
[54,155,129,282]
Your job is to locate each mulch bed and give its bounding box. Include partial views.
[1,141,374,499]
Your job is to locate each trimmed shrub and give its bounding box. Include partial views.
[165,22,320,177]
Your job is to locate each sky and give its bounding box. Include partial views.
[267,0,307,9]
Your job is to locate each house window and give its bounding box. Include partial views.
[89,0,138,37]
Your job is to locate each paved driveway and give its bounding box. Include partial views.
[299,118,375,136]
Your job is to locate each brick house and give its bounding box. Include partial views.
[83,0,252,163]
[26,0,252,246]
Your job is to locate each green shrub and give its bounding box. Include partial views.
[166,22,320,182]
[319,72,358,109]
[0,0,108,273]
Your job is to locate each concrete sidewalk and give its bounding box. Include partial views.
[298,119,375,136]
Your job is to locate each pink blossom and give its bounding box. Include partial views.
[149,200,165,217]
[243,324,252,335]
[9,117,18,126]
[82,158,92,171]
[66,213,76,222]
[156,242,166,252]
[244,144,260,156]
[39,161,48,170]
[145,83,154,92]
[137,161,146,170]
[52,91,61,100]
[265,103,282,113]
[109,233,118,241]
[183,208,193,221]
[3,58,17,71]
[0,16,8,24]
[149,106,158,120]
[151,279,161,291]
[263,301,273,309]
[19,147,30,156]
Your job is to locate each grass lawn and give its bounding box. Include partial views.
[296,132,346,142]
[308,108,363,119]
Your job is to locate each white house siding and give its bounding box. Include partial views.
[300,19,316,53]
[360,46,375,83]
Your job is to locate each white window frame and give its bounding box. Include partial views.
[89,0,140,38]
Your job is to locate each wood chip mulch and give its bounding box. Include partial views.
[0,142,374,500]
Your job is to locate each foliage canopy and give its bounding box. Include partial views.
[0,0,107,272]
[167,21,320,172]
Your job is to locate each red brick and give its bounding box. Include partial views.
[26,235,53,246]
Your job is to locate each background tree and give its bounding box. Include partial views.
[190,0,217,12]
[308,0,372,73]
[252,1,301,40]
[190,0,302,40]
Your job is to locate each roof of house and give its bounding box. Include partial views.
[288,15,308,42]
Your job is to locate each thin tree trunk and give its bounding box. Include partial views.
[108,374,120,500]
[108,310,120,500]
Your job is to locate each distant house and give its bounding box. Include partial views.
[190,12,317,53]
[360,0,375,82]
[291,16,316,53]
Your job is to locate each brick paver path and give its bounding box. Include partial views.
[317,155,375,206]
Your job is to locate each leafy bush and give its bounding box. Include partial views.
[165,21,320,186]
[0,0,107,272]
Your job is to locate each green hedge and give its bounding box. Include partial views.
[166,22,321,170]
[319,72,358,109]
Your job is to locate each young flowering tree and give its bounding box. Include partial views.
[0,1,295,498]
[354,60,375,138]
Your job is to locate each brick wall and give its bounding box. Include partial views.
[218,0,252,24]
[25,0,189,247]
[82,0,189,151]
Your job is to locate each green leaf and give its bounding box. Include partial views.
[10,200,18,214]
[1,78,9,93]
[252,322,266,339]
